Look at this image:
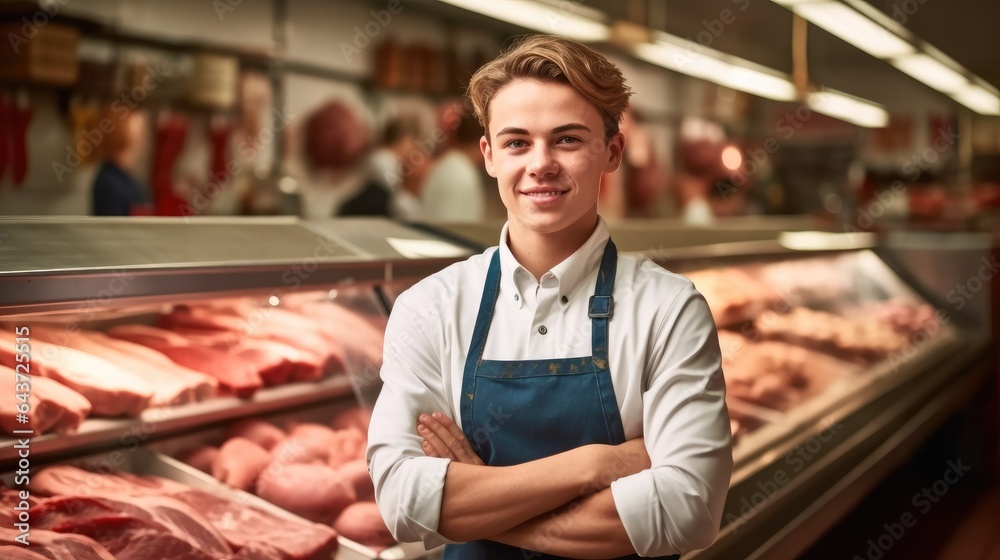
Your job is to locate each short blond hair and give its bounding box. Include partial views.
[467,35,632,141]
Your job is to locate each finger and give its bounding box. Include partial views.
[418,420,455,459]
[421,439,440,458]
[431,412,484,465]
[420,414,464,459]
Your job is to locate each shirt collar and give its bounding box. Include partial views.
[497,217,611,310]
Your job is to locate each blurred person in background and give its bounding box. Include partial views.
[419,108,486,223]
[369,114,427,221]
[91,107,153,216]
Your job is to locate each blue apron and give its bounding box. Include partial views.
[443,239,679,560]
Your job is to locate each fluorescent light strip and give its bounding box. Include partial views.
[792,2,914,58]
[952,84,1000,115]
[635,35,797,101]
[435,0,610,42]
[891,54,968,93]
[809,90,889,128]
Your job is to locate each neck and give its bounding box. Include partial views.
[506,211,599,281]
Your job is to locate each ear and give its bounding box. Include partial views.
[604,132,625,173]
[481,135,496,177]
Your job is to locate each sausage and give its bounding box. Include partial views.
[333,502,395,548]
[212,437,271,491]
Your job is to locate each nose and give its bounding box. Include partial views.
[526,145,558,178]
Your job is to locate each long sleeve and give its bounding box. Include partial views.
[610,283,733,556]
[366,290,458,549]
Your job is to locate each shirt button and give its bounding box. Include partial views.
[538,325,547,335]
[514,294,519,301]
[561,296,568,304]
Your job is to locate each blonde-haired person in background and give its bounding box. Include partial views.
[367,35,732,559]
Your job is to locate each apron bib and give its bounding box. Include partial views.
[443,239,678,560]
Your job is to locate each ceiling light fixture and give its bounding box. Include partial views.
[809,89,889,128]
[435,0,610,42]
[769,0,1000,115]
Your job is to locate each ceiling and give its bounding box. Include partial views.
[407,0,998,111]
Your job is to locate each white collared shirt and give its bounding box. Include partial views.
[367,217,732,556]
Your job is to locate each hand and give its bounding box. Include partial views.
[418,412,485,465]
[586,438,651,492]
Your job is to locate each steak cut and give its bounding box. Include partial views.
[0,527,117,560]
[29,465,339,560]
[168,489,339,560]
[79,331,218,401]
[0,331,153,417]
[106,325,262,398]
[28,326,214,407]
[0,364,91,435]
[32,495,231,557]
[0,545,51,559]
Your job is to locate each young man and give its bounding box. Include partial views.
[367,35,732,559]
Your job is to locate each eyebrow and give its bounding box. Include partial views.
[495,123,592,136]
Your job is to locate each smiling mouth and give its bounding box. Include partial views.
[522,190,569,197]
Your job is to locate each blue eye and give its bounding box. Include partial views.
[505,139,527,149]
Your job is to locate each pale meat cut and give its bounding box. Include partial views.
[225,419,285,450]
[29,326,215,407]
[0,527,117,560]
[286,299,385,372]
[334,502,395,549]
[30,465,188,499]
[78,331,218,400]
[106,325,262,398]
[256,462,355,524]
[754,307,909,363]
[212,437,271,491]
[0,364,91,435]
[0,331,153,417]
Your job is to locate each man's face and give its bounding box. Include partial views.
[481,79,624,236]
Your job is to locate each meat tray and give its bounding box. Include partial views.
[2,446,442,560]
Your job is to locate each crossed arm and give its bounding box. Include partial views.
[417,412,649,558]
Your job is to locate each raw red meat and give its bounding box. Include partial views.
[178,445,219,473]
[330,406,372,433]
[255,463,355,524]
[225,419,285,451]
[0,364,91,435]
[270,437,327,466]
[336,459,374,501]
[169,330,308,386]
[30,326,215,407]
[79,331,218,401]
[0,332,153,417]
[29,466,338,560]
[0,545,50,559]
[0,527,117,560]
[168,489,339,560]
[212,437,271,492]
[333,502,395,548]
[162,306,345,376]
[232,541,287,559]
[106,325,262,398]
[33,494,231,560]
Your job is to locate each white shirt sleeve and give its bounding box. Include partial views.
[611,283,733,556]
[366,290,458,549]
